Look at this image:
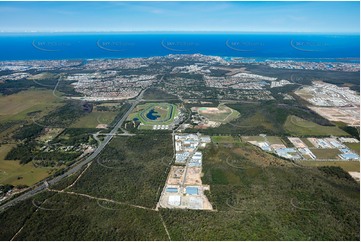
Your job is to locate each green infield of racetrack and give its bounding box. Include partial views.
[284,115,349,136]
[128,103,178,127]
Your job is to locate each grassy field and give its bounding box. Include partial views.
[189,103,289,135]
[194,104,240,123]
[139,103,176,124]
[36,128,64,143]
[294,88,314,101]
[241,135,265,142]
[143,88,179,100]
[0,89,62,123]
[266,136,285,145]
[301,137,315,147]
[127,102,178,129]
[232,111,275,130]
[28,72,56,80]
[70,111,118,129]
[241,135,284,145]
[344,143,360,155]
[0,144,54,186]
[284,115,349,136]
[299,160,359,172]
[311,148,342,160]
[211,135,240,144]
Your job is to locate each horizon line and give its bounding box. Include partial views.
[0,30,360,35]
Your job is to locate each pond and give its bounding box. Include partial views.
[146,109,161,120]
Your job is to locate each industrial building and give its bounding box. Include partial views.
[338,148,359,160]
[175,152,189,164]
[185,186,199,195]
[247,135,358,161]
[168,195,181,206]
[158,133,213,210]
[275,148,302,160]
[189,152,202,167]
[298,148,316,160]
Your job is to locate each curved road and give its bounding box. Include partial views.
[0,89,146,212]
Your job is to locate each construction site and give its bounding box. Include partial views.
[190,104,240,129]
[244,135,359,161]
[158,133,213,210]
[295,81,360,126]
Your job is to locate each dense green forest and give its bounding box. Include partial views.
[159,144,359,240]
[69,133,173,208]
[0,139,359,240]
[0,192,168,240]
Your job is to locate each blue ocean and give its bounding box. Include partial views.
[0,33,359,61]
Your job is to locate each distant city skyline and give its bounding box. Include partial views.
[0,1,359,33]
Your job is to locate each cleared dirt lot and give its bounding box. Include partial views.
[309,106,360,126]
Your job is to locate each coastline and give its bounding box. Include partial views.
[0,55,359,63]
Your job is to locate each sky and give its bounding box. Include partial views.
[0,1,359,33]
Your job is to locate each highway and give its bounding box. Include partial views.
[0,89,146,212]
